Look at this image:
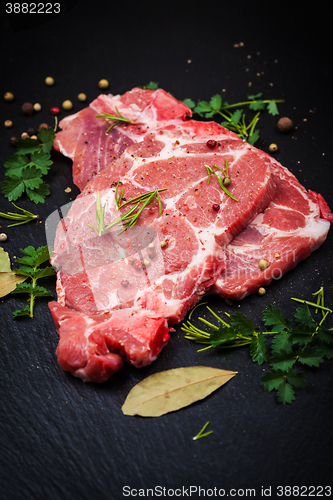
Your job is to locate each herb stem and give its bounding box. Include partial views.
[291,297,332,313]
[193,421,213,440]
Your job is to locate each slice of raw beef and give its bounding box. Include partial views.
[53,87,237,191]
[211,160,332,300]
[48,128,277,382]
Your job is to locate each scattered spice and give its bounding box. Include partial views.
[277,117,293,133]
[62,100,73,111]
[269,143,278,152]
[0,233,8,242]
[212,204,220,212]
[78,93,87,102]
[50,106,60,115]
[258,287,266,295]
[4,92,14,102]
[98,79,109,89]
[21,132,29,139]
[206,139,217,149]
[45,76,55,86]
[160,240,167,248]
[134,260,143,271]
[4,120,13,128]
[258,259,269,270]
[22,102,34,116]
[121,280,129,288]
[33,103,42,112]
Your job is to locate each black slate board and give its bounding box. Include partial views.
[1,2,332,499]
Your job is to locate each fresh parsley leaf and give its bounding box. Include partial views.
[229,312,258,337]
[11,245,55,319]
[249,100,265,111]
[4,154,30,177]
[294,303,317,330]
[38,127,56,154]
[209,94,222,111]
[142,81,159,90]
[183,98,196,109]
[285,369,307,389]
[210,327,238,347]
[269,349,296,371]
[261,369,286,391]
[250,332,268,365]
[30,151,53,174]
[26,182,50,204]
[296,346,324,367]
[277,381,295,404]
[271,330,292,353]
[14,138,40,155]
[248,129,260,145]
[262,304,291,333]
[194,101,212,116]
[267,101,279,115]
[229,109,243,125]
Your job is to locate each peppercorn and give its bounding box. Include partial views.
[4,92,14,102]
[223,176,231,187]
[121,280,129,288]
[21,102,34,116]
[4,120,13,128]
[50,106,60,115]
[33,103,42,112]
[258,287,266,295]
[62,100,73,111]
[21,132,29,139]
[38,123,49,131]
[78,93,87,102]
[27,127,36,136]
[212,204,220,212]
[98,79,109,89]
[269,143,278,152]
[10,136,17,145]
[134,260,143,270]
[160,240,168,248]
[258,259,269,270]
[0,233,8,242]
[30,135,38,140]
[206,139,217,148]
[277,117,293,133]
[45,76,55,86]
[142,259,150,267]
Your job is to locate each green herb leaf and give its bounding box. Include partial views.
[267,101,279,115]
[296,346,324,367]
[26,182,50,204]
[261,369,286,391]
[229,312,258,337]
[209,94,222,111]
[11,245,55,318]
[277,380,295,404]
[285,369,307,389]
[183,98,196,109]
[250,332,268,365]
[269,349,296,371]
[4,154,31,177]
[194,101,212,116]
[30,151,53,174]
[271,330,292,354]
[262,304,291,333]
[294,303,317,330]
[14,138,40,155]
[38,127,56,154]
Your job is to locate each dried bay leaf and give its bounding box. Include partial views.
[122,366,237,417]
[0,247,26,297]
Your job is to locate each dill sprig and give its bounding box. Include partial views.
[88,185,167,236]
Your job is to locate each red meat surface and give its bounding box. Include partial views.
[212,160,332,299]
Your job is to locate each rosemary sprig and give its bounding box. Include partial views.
[193,421,213,440]
[0,203,38,227]
[88,186,167,236]
[205,161,239,202]
[95,107,139,134]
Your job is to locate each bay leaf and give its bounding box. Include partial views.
[0,247,26,297]
[0,247,11,273]
[122,365,237,417]
[0,271,26,298]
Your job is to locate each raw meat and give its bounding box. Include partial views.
[54,87,238,191]
[211,160,332,299]
[48,128,277,382]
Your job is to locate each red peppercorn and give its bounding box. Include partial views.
[121,280,129,288]
[133,260,142,271]
[50,106,60,115]
[206,139,217,149]
[212,204,220,212]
